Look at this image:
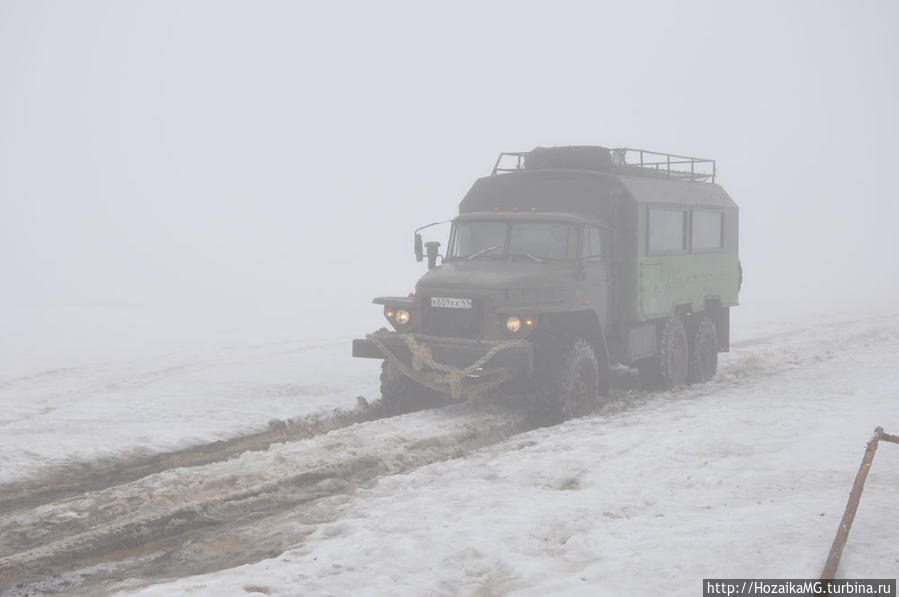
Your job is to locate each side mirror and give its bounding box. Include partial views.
[424,241,441,270]
[414,233,423,262]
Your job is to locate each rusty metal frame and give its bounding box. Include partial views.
[821,426,899,580]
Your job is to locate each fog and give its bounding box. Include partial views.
[2,1,897,372]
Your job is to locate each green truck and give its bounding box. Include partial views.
[353,146,740,418]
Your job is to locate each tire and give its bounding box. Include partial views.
[639,314,689,391]
[687,315,718,383]
[379,361,447,414]
[533,337,600,422]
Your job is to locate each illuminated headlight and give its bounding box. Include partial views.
[505,316,521,333]
[395,309,411,325]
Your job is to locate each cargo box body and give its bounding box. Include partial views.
[460,146,739,365]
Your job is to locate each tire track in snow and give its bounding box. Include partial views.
[0,398,395,516]
[0,402,530,595]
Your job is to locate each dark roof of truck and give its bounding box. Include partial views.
[455,210,600,225]
[617,173,736,209]
[459,169,736,218]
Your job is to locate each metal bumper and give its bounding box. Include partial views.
[353,333,533,373]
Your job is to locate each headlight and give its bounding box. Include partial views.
[395,309,411,325]
[505,316,521,333]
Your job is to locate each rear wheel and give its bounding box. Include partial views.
[638,314,689,391]
[379,361,448,414]
[687,315,718,383]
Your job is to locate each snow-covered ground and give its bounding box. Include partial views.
[0,338,378,485]
[0,303,886,487]
[2,310,898,596]
[104,313,899,596]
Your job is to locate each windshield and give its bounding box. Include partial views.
[448,220,578,261]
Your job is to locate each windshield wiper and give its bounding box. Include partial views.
[518,252,544,263]
[466,245,502,260]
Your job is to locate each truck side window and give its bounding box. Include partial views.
[648,208,686,253]
[692,210,724,250]
[582,227,602,259]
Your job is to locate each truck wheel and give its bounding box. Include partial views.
[379,361,447,414]
[534,337,600,422]
[687,315,718,383]
[639,314,689,391]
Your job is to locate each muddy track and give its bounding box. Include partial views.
[0,369,736,597]
[0,399,394,516]
[0,367,820,596]
[0,401,533,596]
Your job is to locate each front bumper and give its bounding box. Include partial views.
[353,332,533,374]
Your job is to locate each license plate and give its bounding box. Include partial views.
[430,297,472,309]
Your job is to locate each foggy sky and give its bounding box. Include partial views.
[2,1,897,370]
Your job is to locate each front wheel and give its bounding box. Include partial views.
[379,361,448,414]
[533,337,601,422]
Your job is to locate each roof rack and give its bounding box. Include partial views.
[491,152,530,176]
[611,148,716,183]
[491,146,717,183]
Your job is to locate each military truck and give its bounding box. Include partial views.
[353,146,740,418]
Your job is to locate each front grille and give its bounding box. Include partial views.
[422,296,483,339]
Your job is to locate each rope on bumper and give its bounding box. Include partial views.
[366,330,528,400]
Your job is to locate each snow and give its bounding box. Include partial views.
[102,314,899,596]
[3,311,898,595]
[0,338,379,485]
[0,301,887,487]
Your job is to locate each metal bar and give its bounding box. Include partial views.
[821,427,885,579]
[492,152,529,175]
[624,149,708,162]
[644,160,696,166]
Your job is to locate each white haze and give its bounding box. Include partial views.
[1,0,897,374]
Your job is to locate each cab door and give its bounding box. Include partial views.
[579,226,611,328]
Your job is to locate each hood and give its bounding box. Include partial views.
[416,260,575,291]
